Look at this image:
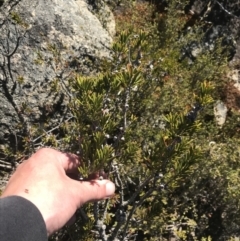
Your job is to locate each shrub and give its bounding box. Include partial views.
[48,1,240,240]
[1,0,237,240]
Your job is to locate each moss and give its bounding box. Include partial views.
[10,11,29,28]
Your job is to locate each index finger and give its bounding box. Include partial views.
[33,148,81,173]
[59,152,81,173]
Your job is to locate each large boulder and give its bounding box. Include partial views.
[0,0,115,150]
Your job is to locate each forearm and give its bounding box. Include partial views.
[0,196,47,241]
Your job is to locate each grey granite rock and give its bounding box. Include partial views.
[0,0,115,149]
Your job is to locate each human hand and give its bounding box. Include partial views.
[1,148,115,236]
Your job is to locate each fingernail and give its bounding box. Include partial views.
[106,182,115,197]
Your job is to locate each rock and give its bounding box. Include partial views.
[221,82,240,113]
[0,0,115,150]
[214,100,228,126]
[227,69,240,85]
[86,0,116,38]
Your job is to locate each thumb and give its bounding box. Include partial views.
[70,179,115,207]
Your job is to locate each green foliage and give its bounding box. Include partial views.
[49,1,239,240]
[10,11,29,28]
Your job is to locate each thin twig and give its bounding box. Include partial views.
[215,0,240,18]
[113,163,124,205]
[0,159,12,165]
[121,187,155,240]
[123,174,154,206]
[0,160,12,169]
[102,198,110,222]
[32,116,73,143]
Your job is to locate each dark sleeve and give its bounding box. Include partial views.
[0,196,48,241]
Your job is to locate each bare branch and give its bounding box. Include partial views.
[32,116,73,143]
[121,186,155,240]
[215,0,240,18]
[123,173,154,206]
[0,160,12,170]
